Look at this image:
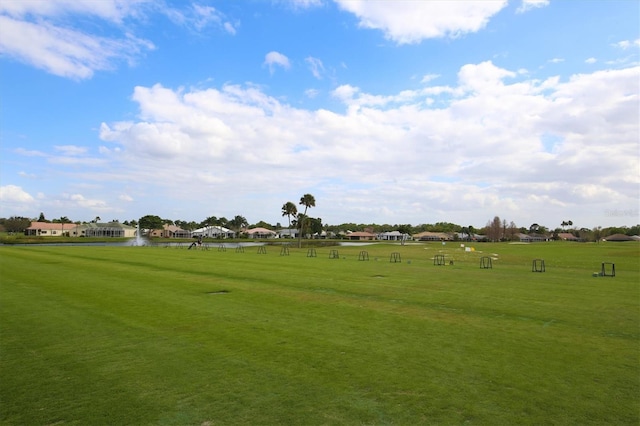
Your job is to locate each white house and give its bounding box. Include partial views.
[192,225,235,238]
[277,228,299,238]
[378,231,409,241]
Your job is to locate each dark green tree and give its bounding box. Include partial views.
[3,216,31,233]
[229,215,248,231]
[297,194,316,248]
[138,215,164,235]
[308,217,323,236]
[281,202,298,229]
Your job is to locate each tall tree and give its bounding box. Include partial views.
[229,215,248,231]
[138,215,164,235]
[281,202,297,228]
[297,193,316,248]
[487,216,502,242]
[60,216,71,236]
[37,212,47,222]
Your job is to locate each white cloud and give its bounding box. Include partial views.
[305,88,320,98]
[289,0,324,8]
[0,1,154,79]
[305,56,325,79]
[613,39,640,50]
[98,63,639,227]
[264,51,291,74]
[54,145,88,155]
[167,3,238,35]
[0,185,37,216]
[516,0,550,14]
[333,0,508,44]
[420,74,440,84]
[585,57,597,64]
[65,193,111,211]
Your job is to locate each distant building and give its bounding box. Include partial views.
[25,222,70,237]
[516,233,549,242]
[245,227,277,239]
[150,224,192,238]
[79,222,136,238]
[277,228,299,239]
[346,231,377,241]
[378,231,409,241]
[557,233,579,241]
[413,231,453,241]
[191,226,235,238]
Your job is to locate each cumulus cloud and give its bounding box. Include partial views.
[264,51,291,74]
[0,185,37,215]
[333,0,508,44]
[99,63,639,226]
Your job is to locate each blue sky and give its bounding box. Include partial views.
[1,0,638,230]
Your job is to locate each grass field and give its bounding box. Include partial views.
[1,241,638,425]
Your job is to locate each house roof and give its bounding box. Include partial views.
[348,231,376,237]
[83,222,134,229]
[413,231,452,239]
[246,227,276,234]
[558,233,579,240]
[192,225,233,233]
[26,222,70,231]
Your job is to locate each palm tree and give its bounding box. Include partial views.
[202,216,218,238]
[281,202,298,230]
[59,216,71,237]
[229,215,248,233]
[297,193,316,248]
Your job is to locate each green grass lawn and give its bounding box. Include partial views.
[1,242,638,425]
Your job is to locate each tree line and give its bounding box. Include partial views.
[1,209,638,242]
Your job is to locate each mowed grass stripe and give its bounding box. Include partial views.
[1,243,638,425]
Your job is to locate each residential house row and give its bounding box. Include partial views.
[25,222,580,242]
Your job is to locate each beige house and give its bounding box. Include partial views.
[346,231,377,241]
[150,224,192,238]
[413,231,454,241]
[25,222,71,236]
